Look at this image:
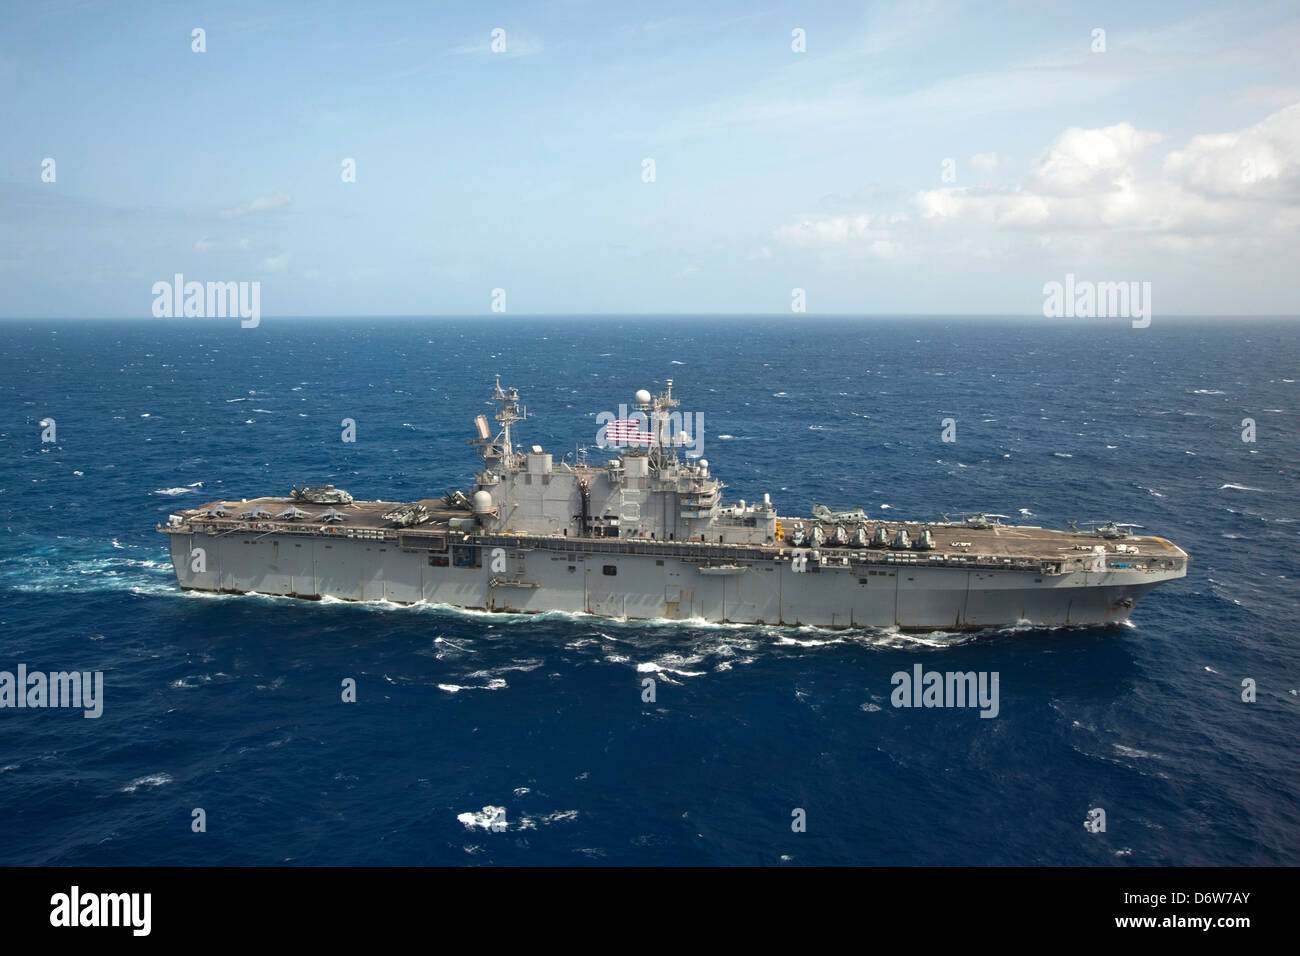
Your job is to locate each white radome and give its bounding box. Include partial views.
[635,389,652,405]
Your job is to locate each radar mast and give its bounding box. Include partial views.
[472,375,527,470]
[638,379,680,470]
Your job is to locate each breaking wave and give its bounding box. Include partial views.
[121,773,173,793]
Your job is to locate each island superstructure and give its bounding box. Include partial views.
[159,378,1189,630]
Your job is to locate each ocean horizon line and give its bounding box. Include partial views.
[2,312,1299,322]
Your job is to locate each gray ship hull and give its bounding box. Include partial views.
[166,529,1178,630]
[159,380,1190,630]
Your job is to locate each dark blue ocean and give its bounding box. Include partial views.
[1,316,1296,866]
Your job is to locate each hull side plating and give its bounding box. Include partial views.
[169,532,1173,630]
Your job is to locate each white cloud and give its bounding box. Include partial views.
[1164,102,1300,200]
[219,192,291,220]
[776,213,905,245]
[778,104,1300,255]
[1028,123,1164,196]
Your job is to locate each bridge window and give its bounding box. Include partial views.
[603,565,617,576]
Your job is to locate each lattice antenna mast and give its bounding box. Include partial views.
[493,375,527,465]
[646,379,680,470]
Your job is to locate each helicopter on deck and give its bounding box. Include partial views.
[812,504,868,523]
[1068,520,1144,539]
[940,512,1010,530]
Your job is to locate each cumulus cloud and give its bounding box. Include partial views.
[776,103,1300,255]
[1027,123,1164,196]
[1164,102,1300,200]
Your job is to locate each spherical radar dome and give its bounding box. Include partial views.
[635,389,652,405]
[472,491,494,513]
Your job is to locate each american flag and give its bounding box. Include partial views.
[604,419,656,446]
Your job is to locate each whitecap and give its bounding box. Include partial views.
[122,773,173,793]
[1113,744,1159,760]
[438,678,507,693]
[636,660,706,678]
[457,806,507,830]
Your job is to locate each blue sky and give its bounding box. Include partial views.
[2,0,1298,316]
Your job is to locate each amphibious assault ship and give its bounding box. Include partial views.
[159,378,1188,630]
